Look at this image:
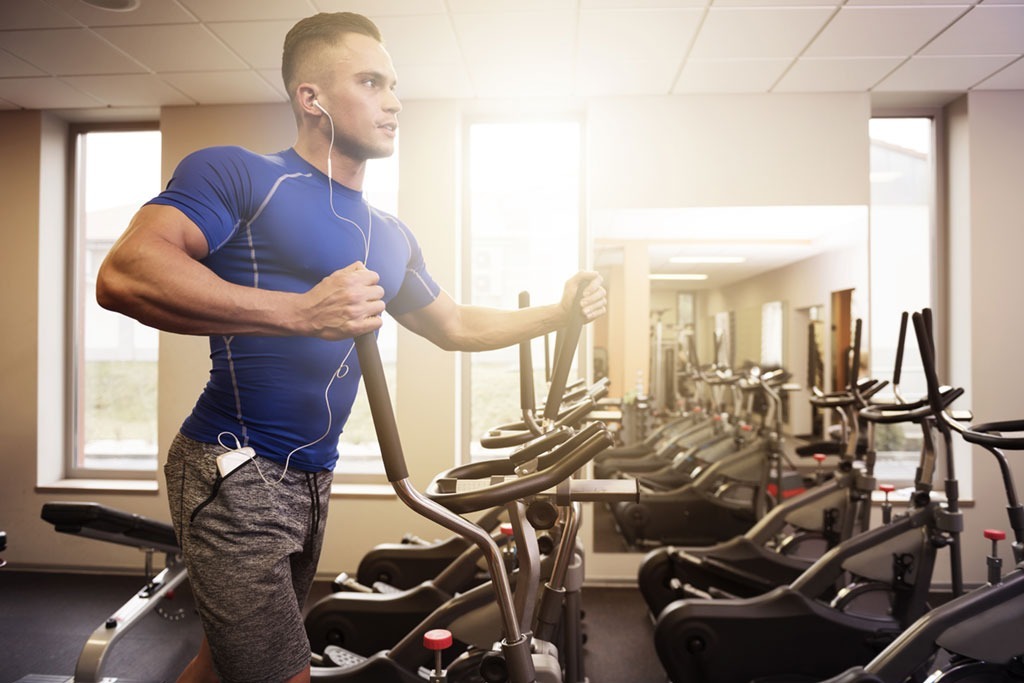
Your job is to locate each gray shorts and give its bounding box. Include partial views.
[165,433,333,683]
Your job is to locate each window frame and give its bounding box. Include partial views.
[866,111,953,494]
[458,114,588,464]
[65,122,161,480]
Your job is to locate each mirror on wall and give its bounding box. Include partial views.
[588,204,868,555]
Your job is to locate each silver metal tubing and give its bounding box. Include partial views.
[547,502,580,591]
[391,478,522,643]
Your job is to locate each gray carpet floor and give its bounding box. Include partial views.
[0,570,664,683]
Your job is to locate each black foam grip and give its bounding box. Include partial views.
[354,333,408,482]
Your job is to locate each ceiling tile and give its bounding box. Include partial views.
[713,0,838,5]
[63,73,195,107]
[689,7,835,59]
[447,0,576,11]
[920,5,1024,55]
[973,56,1024,88]
[774,56,904,91]
[177,0,317,22]
[466,60,574,98]
[160,70,287,104]
[845,0,977,4]
[581,0,708,7]
[452,10,577,65]
[673,58,791,92]
[0,0,78,30]
[372,14,464,66]
[576,59,682,96]
[874,54,1018,90]
[390,63,475,99]
[805,6,969,58]
[0,76,104,108]
[578,9,704,64]
[257,68,288,98]
[206,20,293,70]
[96,24,249,72]
[0,49,47,77]
[0,28,147,75]
[311,0,446,14]
[46,0,196,26]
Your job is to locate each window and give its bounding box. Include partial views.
[68,129,397,480]
[761,301,784,368]
[868,117,935,488]
[333,144,400,478]
[70,127,161,476]
[464,120,583,461]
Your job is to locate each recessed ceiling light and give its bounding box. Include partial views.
[650,274,708,281]
[80,0,141,11]
[669,256,746,264]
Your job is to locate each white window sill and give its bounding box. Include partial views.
[330,483,395,498]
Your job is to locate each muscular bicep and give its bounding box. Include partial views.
[96,204,214,323]
[114,203,210,261]
[394,292,463,351]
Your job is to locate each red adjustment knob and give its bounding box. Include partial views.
[984,529,1007,541]
[813,453,827,463]
[741,424,753,432]
[499,522,514,537]
[879,484,895,493]
[713,414,722,422]
[424,628,453,651]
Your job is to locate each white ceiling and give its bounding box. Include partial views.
[1,0,1022,118]
[2,0,1019,289]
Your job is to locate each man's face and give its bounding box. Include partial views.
[318,33,401,162]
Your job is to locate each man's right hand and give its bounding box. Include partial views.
[303,261,386,340]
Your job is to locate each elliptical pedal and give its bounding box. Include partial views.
[322,645,369,668]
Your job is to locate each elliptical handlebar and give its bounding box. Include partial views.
[955,419,1024,450]
[426,422,613,514]
[543,280,589,423]
[859,386,963,425]
[357,333,409,484]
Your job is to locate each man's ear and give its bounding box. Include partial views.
[297,84,320,115]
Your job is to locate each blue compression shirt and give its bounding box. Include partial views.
[148,146,441,471]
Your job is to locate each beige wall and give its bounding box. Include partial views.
[946,90,1024,583]
[2,90,1023,586]
[588,93,871,209]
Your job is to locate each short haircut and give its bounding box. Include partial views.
[281,12,383,98]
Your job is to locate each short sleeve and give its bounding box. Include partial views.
[386,221,441,316]
[146,146,255,253]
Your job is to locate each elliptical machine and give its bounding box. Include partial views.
[636,316,905,617]
[651,314,967,683]
[312,323,639,682]
[608,361,810,549]
[815,309,1024,683]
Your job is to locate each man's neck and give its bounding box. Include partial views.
[293,136,366,191]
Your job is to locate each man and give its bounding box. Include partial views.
[96,12,605,683]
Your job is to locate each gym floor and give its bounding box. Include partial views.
[0,570,666,683]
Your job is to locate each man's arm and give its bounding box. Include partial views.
[96,204,385,340]
[394,272,606,352]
